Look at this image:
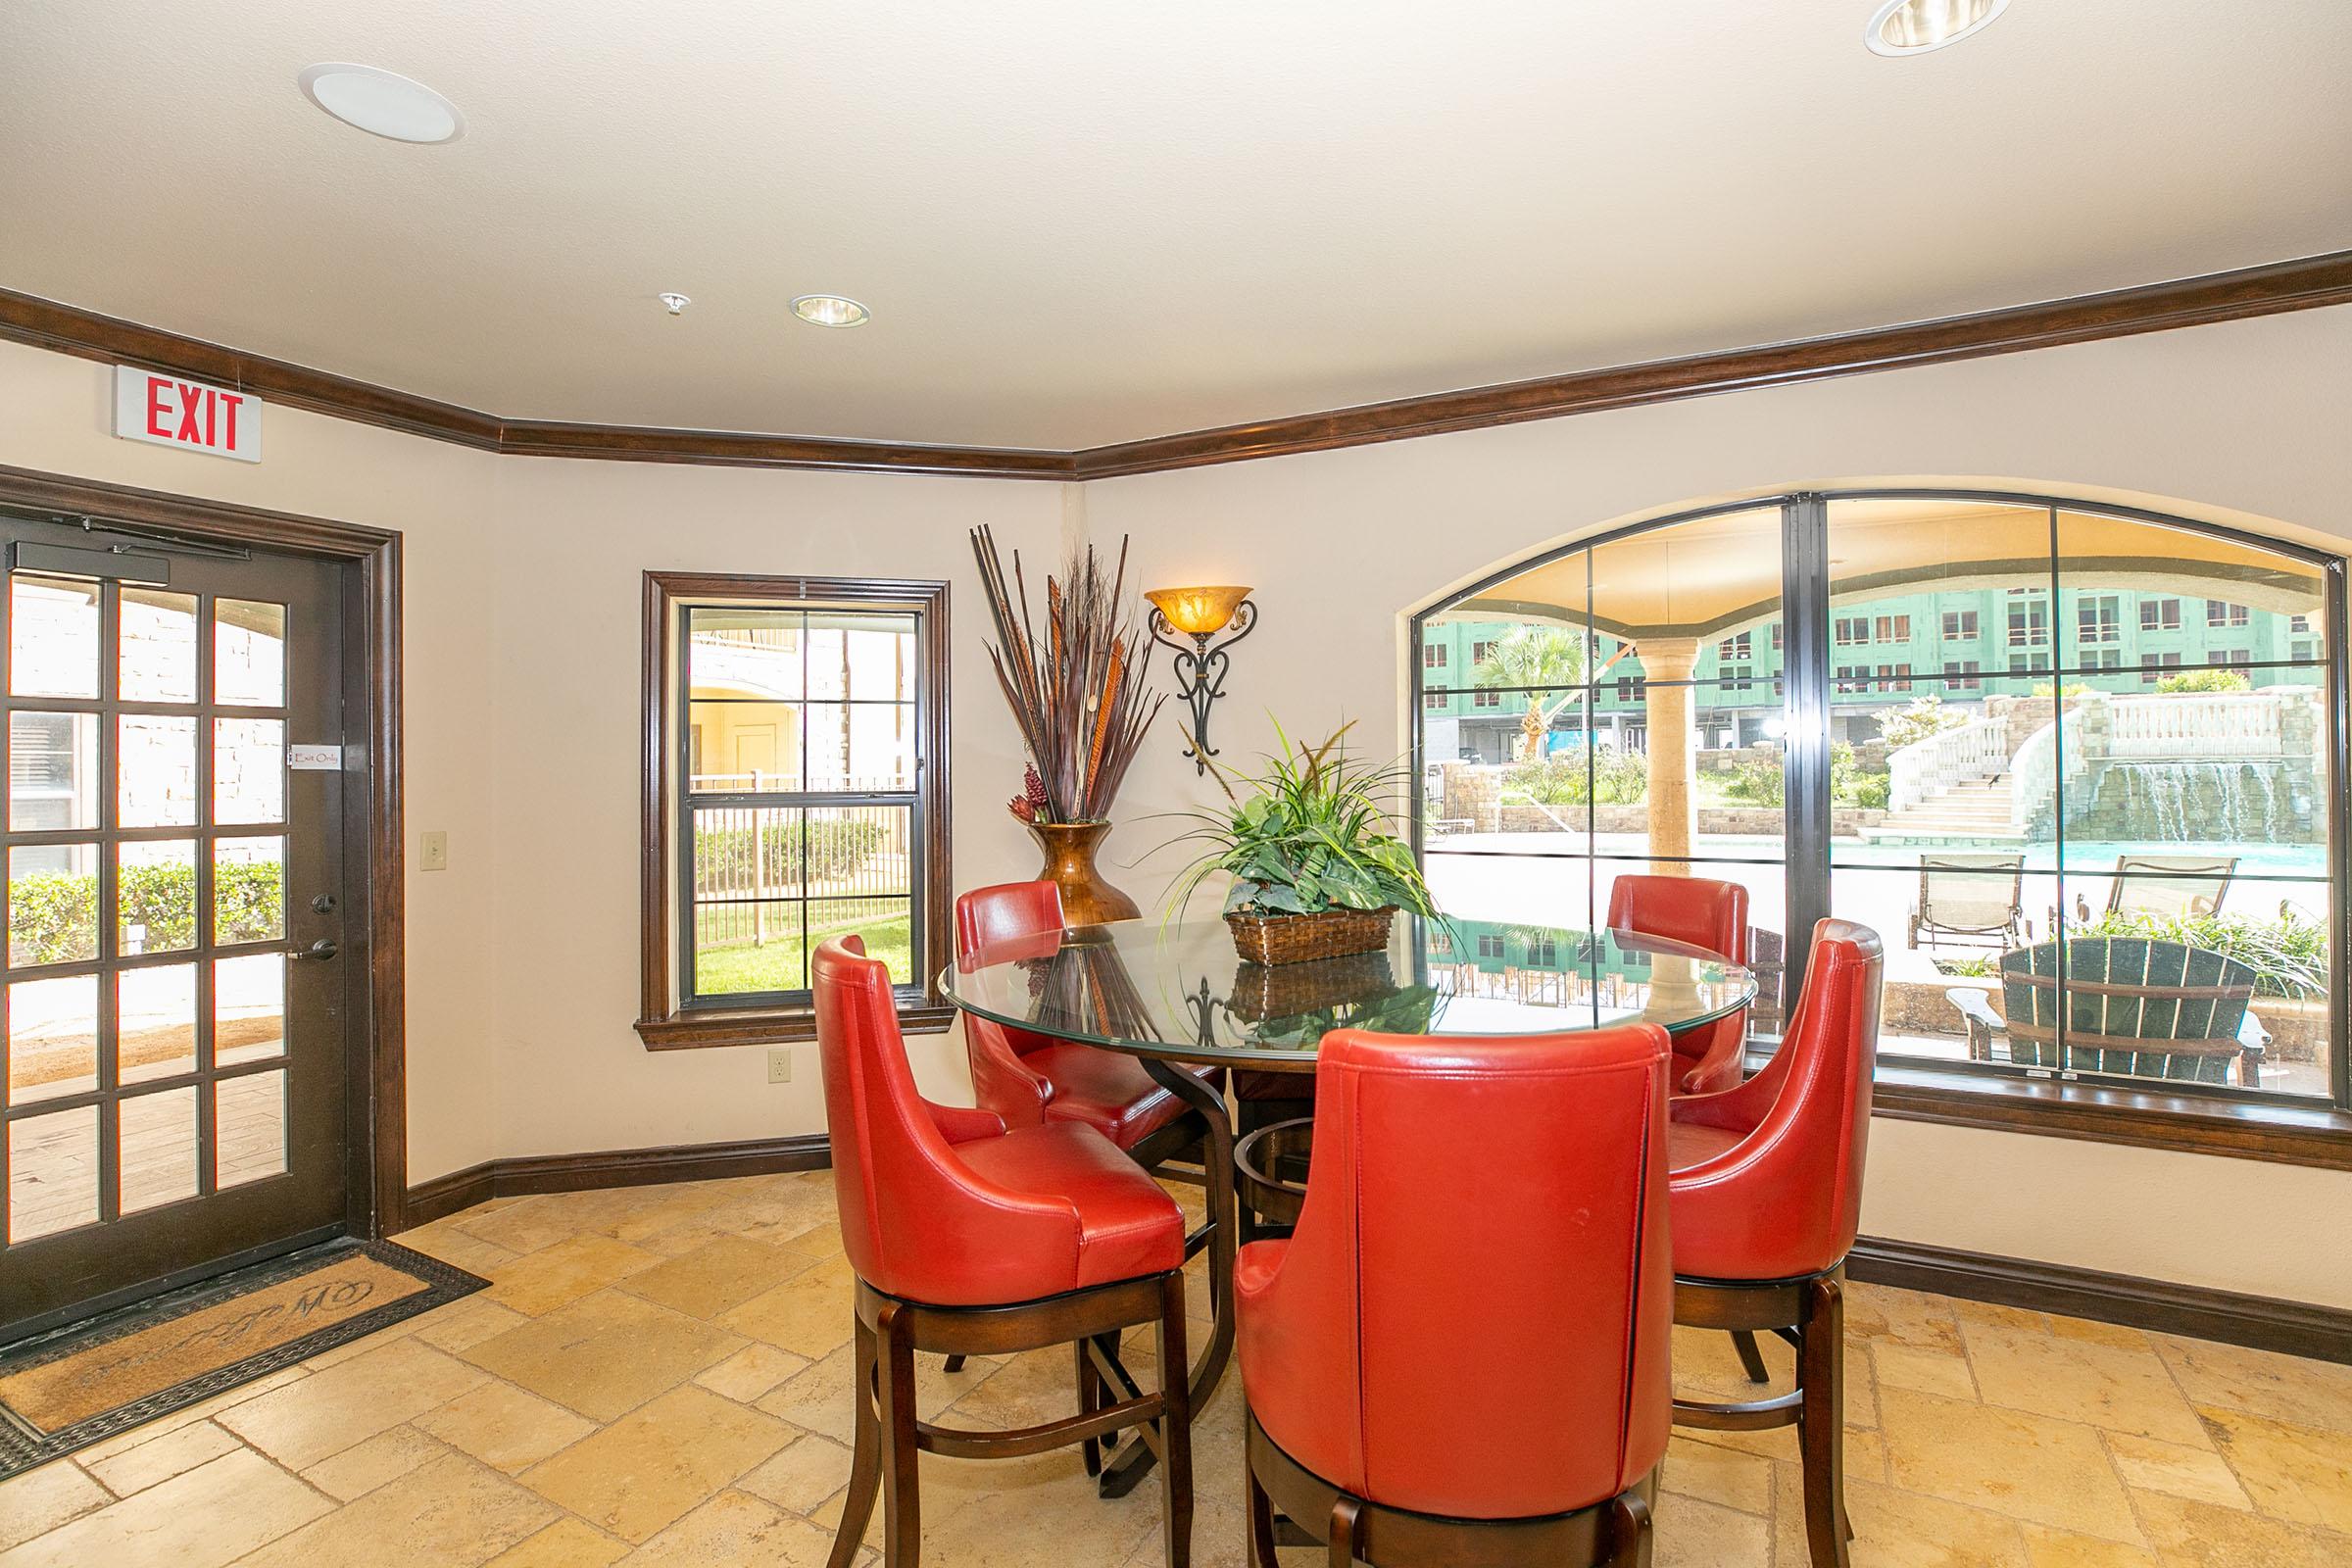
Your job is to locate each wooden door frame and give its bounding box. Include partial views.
[0,463,410,1237]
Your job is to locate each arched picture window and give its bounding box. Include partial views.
[1414,493,2342,1114]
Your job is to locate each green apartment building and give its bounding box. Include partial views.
[1421,586,2320,762]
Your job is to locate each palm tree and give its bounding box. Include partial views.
[1472,625,1586,760]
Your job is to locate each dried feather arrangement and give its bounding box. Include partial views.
[971,525,1164,824]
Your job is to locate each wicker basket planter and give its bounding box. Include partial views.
[1227,906,1396,966]
[1226,950,1396,1021]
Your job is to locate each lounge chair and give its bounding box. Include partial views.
[2066,855,2237,925]
[1906,853,2027,952]
[1946,937,2267,1087]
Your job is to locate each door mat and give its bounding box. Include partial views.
[0,1238,485,1479]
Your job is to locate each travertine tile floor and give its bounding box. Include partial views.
[5,1169,2350,1566]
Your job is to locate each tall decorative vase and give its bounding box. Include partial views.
[1028,820,1142,925]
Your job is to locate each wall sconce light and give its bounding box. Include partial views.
[1145,585,1257,774]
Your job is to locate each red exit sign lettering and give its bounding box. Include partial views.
[113,368,262,463]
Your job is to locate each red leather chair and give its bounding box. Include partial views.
[1607,874,1752,1095]
[812,935,1194,1568]
[956,881,1215,1159]
[1236,1024,1675,1567]
[1666,918,1884,1568]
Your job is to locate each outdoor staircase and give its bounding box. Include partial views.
[1860,774,2025,844]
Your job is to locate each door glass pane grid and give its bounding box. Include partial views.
[214,600,287,709]
[682,606,923,1006]
[3,567,294,1248]
[8,709,99,832]
[120,588,199,705]
[216,1067,286,1190]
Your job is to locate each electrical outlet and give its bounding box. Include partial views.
[766,1048,792,1085]
[419,830,449,871]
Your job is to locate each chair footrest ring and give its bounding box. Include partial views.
[1234,1117,1313,1228]
[1671,1389,1803,1432]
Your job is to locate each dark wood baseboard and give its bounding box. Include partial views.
[401,1134,833,1229]
[1849,1237,2352,1366]
[399,1136,2350,1366]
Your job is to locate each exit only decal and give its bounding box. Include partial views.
[113,367,262,463]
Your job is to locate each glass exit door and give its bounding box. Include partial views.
[0,514,352,1340]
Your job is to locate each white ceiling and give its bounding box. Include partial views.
[3,1,2348,450]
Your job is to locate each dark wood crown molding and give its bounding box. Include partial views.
[0,289,1073,480]
[8,249,2351,481]
[0,289,502,450]
[1070,249,2352,476]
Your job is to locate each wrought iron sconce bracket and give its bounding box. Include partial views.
[1147,599,1257,774]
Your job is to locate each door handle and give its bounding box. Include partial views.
[293,939,340,961]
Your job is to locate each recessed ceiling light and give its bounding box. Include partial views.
[1864,0,2009,56]
[790,294,870,329]
[298,63,465,144]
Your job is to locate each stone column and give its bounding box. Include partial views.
[1638,636,1701,873]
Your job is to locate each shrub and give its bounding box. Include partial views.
[2079,907,2326,999]
[1723,753,1786,807]
[2154,667,2252,695]
[1501,748,1647,807]
[692,816,887,893]
[1877,692,1972,751]
[1941,910,2327,1000]
[1843,772,1891,810]
[1727,742,1886,810]
[9,859,283,965]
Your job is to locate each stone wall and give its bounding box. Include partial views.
[2070,689,2323,844]
[1480,802,1887,836]
[1434,760,1887,837]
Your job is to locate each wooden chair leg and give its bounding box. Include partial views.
[875,1300,923,1567]
[1328,1494,1362,1568]
[1609,1489,1654,1567]
[1796,1275,1851,1568]
[1156,1274,1194,1568]
[941,1353,966,1373]
[1076,1334,1103,1478]
[1245,1455,1278,1568]
[829,1316,882,1568]
[1731,1329,1771,1385]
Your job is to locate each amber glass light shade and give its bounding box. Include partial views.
[1146,586,1252,638]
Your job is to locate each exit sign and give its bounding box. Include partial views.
[113,368,262,463]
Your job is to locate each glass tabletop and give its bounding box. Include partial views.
[939,915,1757,1069]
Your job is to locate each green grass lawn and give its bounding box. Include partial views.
[695,906,913,996]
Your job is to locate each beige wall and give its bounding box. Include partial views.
[476,458,1054,1159]
[5,304,2350,1307]
[0,339,1056,1185]
[1087,304,2352,1309]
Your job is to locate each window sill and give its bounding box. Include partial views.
[636,1000,956,1052]
[1870,1062,2352,1173]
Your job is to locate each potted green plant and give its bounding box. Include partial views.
[1167,720,1443,965]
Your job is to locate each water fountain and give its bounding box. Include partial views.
[2087,760,2303,843]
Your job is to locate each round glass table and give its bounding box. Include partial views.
[940,913,1754,1492]
[941,914,1755,1069]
